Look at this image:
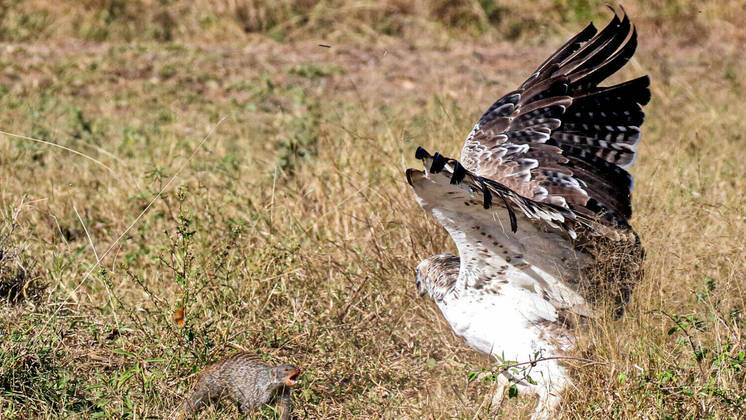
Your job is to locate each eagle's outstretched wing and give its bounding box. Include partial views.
[460,8,650,229]
[407,147,642,306]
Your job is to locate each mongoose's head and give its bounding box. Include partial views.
[272,364,300,387]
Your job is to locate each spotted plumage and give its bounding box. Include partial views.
[407,7,647,419]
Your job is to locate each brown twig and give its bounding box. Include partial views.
[493,355,609,378]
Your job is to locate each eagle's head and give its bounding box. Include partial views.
[415,254,460,301]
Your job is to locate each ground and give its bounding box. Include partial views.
[0,1,745,419]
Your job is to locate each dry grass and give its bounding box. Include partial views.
[0,1,744,418]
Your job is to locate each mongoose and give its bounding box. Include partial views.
[181,352,299,419]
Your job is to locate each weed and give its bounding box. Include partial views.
[0,207,43,304]
[0,247,40,304]
[274,93,320,175]
[287,63,343,80]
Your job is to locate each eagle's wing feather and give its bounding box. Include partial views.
[461,8,649,229]
[408,147,641,312]
[411,148,636,243]
[407,153,593,314]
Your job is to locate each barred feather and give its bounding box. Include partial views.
[460,7,649,228]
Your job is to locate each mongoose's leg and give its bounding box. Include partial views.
[182,379,225,417]
[184,387,210,415]
[238,401,253,415]
[234,381,256,415]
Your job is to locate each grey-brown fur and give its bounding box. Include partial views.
[181,352,299,419]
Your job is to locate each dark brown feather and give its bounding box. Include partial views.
[461,7,649,228]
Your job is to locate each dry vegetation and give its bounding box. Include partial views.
[1,0,745,418]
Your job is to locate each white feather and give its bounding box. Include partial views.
[408,167,596,418]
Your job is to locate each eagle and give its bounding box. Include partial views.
[406,8,648,419]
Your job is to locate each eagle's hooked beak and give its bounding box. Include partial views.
[415,273,426,297]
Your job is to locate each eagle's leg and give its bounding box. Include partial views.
[534,390,563,420]
[486,373,510,415]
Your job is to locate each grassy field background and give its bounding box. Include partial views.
[1,1,745,418]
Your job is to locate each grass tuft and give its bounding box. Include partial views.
[1,1,745,418]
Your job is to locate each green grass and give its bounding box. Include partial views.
[1,1,745,418]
